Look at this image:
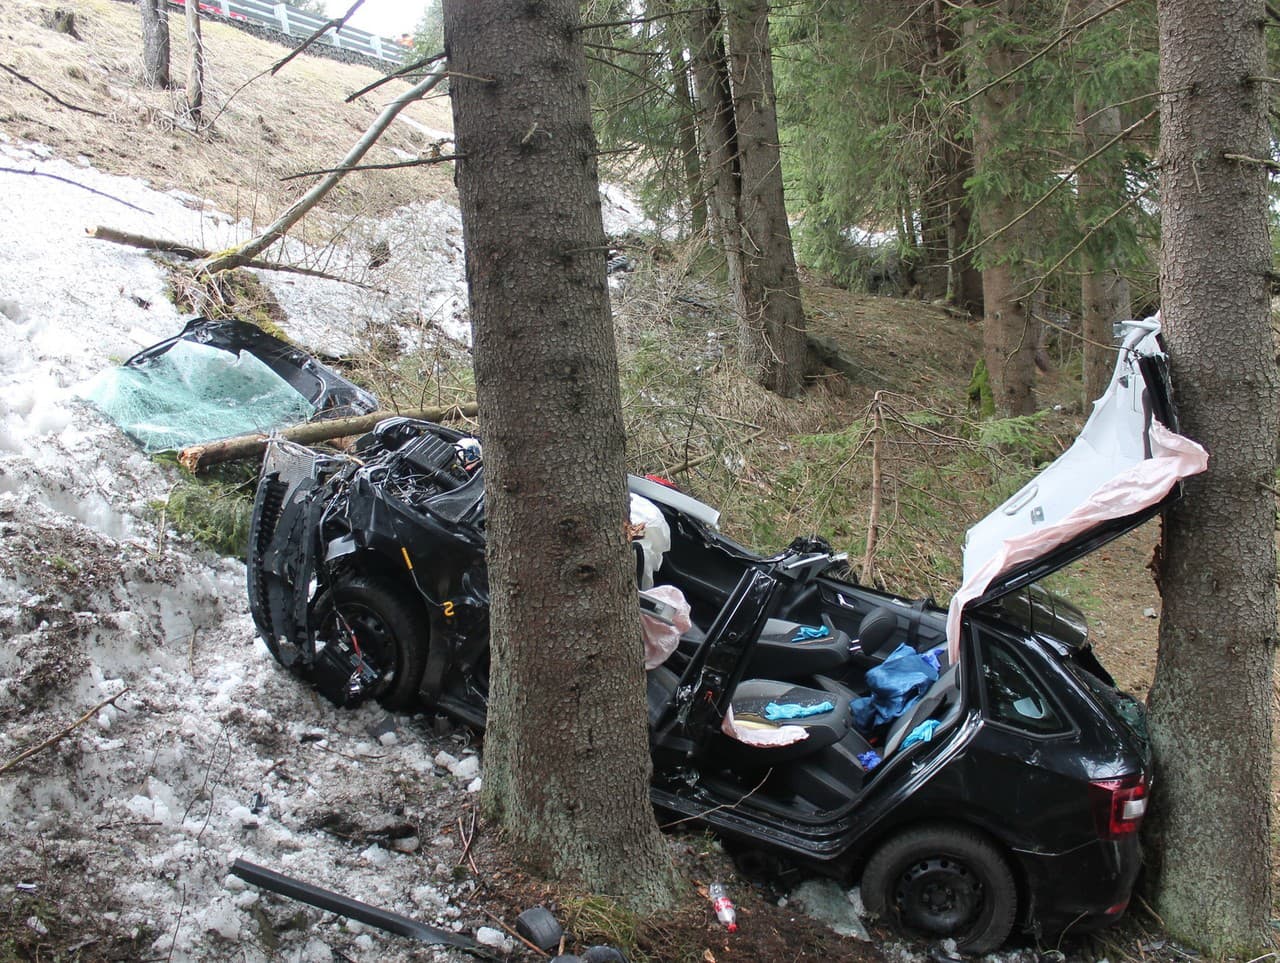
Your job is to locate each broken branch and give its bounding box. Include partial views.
[0,62,108,116]
[1224,152,1280,173]
[270,0,365,76]
[0,689,131,775]
[2,168,152,213]
[177,402,479,472]
[279,154,463,181]
[345,51,446,103]
[200,64,447,275]
[85,225,370,286]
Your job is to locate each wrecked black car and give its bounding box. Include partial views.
[247,320,1206,951]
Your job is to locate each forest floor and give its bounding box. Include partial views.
[0,1,1260,961]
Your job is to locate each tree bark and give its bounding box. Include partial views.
[185,0,204,124]
[723,0,808,397]
[966,2,1036,415]
[442,0,678,913]
[1075,94,1130,403]
[1144,0,1277,954]
[139,0,170,89]
[688,3,744,291]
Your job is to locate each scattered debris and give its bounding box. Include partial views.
[515,906,564,952]
[229,858,497,958]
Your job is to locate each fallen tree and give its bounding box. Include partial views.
[177,401,478,473]
[86,226,367,286]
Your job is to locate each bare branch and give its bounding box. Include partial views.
[0,689,132,775]
[86,225,372,286]
[1224,152,1280,173]
[345,51,446,103]
[201,65,447,275]
[270,0,366,76]
[1,168,152,213]
[0,62,107,117]
[279,154,463,180]
[578,6,712,31]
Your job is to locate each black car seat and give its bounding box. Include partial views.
[854,606,901,660]
[746,617,853,678]
[879,664,962,760]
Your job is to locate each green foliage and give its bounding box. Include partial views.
[968,359,995,418]
[412,0,443,56]
[773,0,1159,317]
[152,462,258,558]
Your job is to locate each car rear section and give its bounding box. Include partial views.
[963,615,1150,941]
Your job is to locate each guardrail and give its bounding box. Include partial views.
[172,0,408,65]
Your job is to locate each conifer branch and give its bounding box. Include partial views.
[1019,182,1155,308]
[953,0,1136,109]
[961,108,1156,260]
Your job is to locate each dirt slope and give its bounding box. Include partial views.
[0,0,454,234]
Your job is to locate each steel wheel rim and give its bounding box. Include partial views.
[894,855,984,935]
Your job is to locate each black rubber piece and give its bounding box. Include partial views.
[229,858,497,959]
[515,906,564,951]
[584,947,629,963]
[861,824,1017,954]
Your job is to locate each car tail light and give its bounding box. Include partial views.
[1089,774,1148,839]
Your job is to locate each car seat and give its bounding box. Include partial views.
[879,664,963,760]
[745,617,853,678]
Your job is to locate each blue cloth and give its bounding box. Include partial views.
[920,646,946,674]
[851,643,939,734]
[857,750,882,771]
[764,700,834,721]
[789,624,831,643]
[900,718,942,750]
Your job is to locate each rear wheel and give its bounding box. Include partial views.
[861,825,1016,953]
[312,576,428,709]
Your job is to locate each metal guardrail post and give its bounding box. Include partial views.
[371,35,383,59]
[274,1,289,34]
[218,0,230,14]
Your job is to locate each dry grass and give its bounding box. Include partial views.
[0,0,454,241]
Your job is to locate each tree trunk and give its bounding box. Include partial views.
[966,2,1036,415]
[687,3,744,292]
[139,0,170,89]
[670,48,707,237]
[442,0,678,913]
[1144,0,1276,953]
[185,0,204,124]
[723,0,808,397]
[1075,95,1130,403]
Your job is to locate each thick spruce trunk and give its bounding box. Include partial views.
[139,0,170,89]
[441,0,678,913]
[1144,0,1276,953]
[723,0,808,397]
[688,4,745,294]
[967,2,1036,414]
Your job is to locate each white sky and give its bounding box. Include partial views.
[327,0,429,38]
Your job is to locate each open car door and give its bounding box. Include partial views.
[946,318,1208,658]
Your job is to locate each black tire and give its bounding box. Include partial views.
[861,825,1017,953]
[312,576,428,710]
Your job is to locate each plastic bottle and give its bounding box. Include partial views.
[708,882,737,932]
